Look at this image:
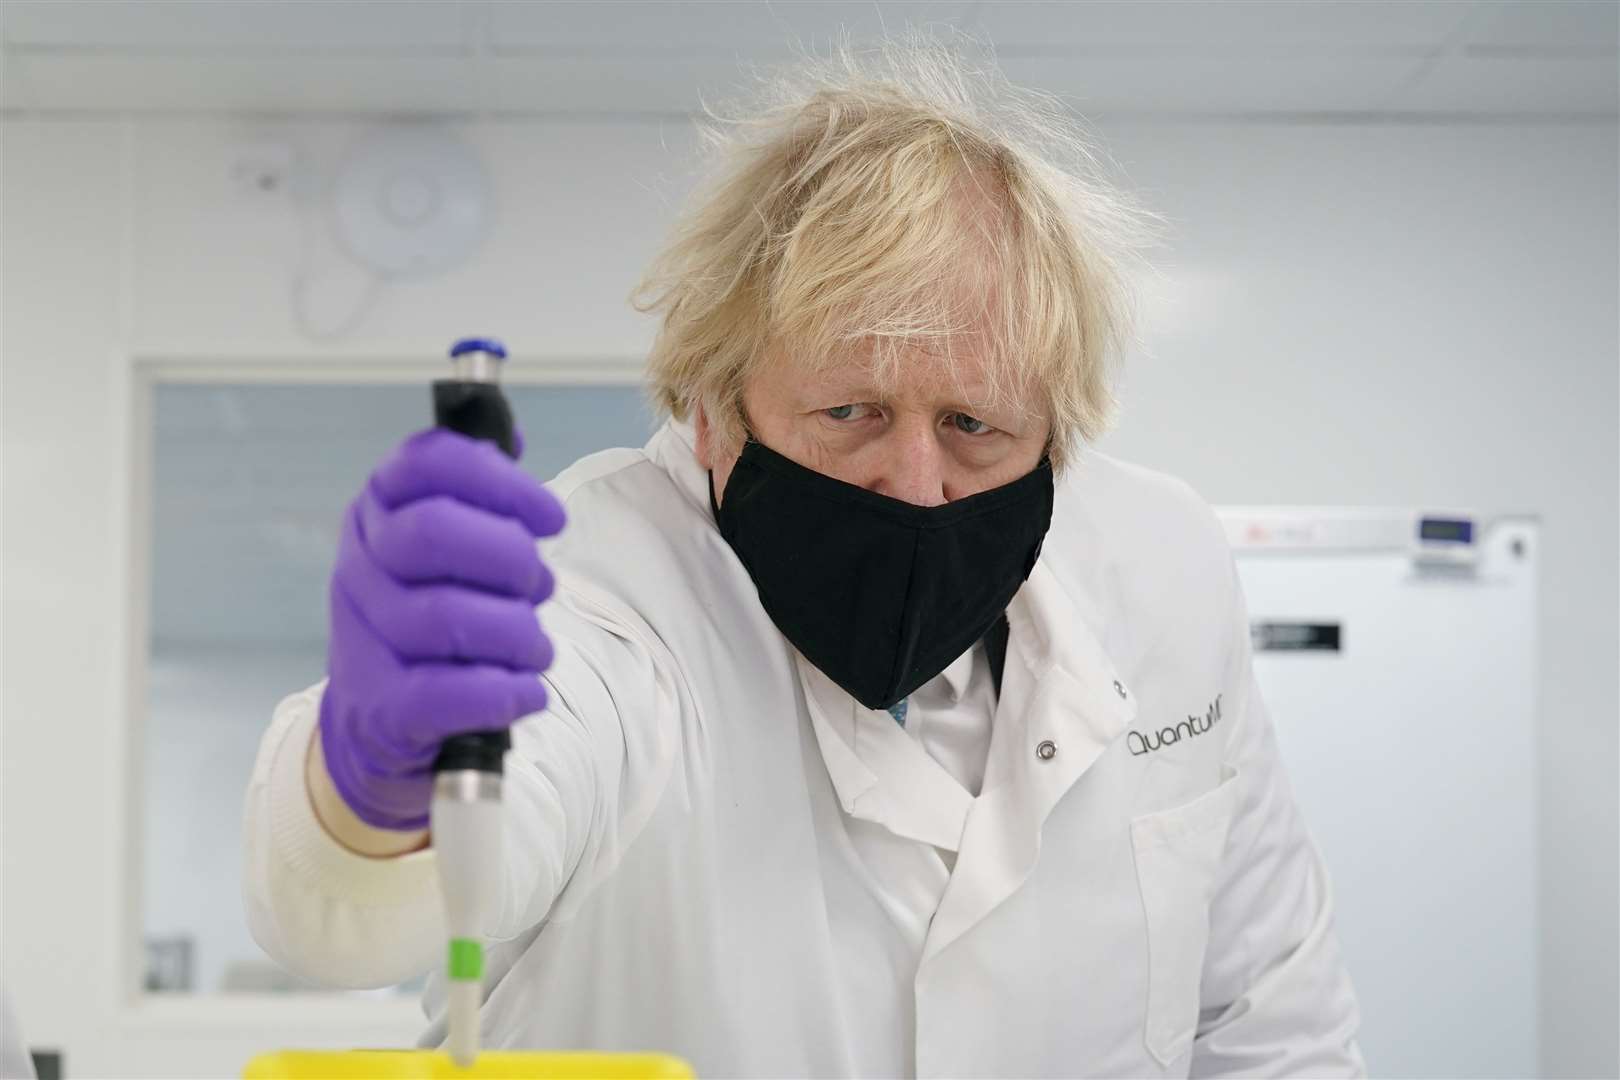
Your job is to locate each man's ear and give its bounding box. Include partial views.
[693,402,716,470]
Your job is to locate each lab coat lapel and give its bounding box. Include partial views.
[798,652,879,815]
[798,655,965,940]
[797,654,974,853]
[920,561,1138,966]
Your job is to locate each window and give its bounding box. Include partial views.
[142,378,656,994]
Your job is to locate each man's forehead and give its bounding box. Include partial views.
[783,338,1006,401]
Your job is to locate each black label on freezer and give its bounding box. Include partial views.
[1251,621,1341,652]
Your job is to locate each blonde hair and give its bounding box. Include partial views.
[631,29,1160,470]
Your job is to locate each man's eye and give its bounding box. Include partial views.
[951,413,991,435]
[826,404,861,420]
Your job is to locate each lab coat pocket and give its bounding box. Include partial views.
[1130,764,1240,1068]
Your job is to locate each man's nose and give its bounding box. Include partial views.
[869,422,948,507]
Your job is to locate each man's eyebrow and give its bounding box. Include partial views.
[938,382,1003,412]
[796,367,1018,410]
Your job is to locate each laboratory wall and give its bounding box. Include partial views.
[142,645,326,994]
[3,115,1616,1077]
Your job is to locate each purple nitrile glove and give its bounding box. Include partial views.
[318,428,566,831]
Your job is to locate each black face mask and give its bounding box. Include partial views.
[711,440,1054,711]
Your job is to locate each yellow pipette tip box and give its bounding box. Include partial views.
[243,1050,695,1079]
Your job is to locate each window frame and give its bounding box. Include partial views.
[123,352,646,1032]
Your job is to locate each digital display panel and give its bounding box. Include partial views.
[1420,518,1474,544]
[1251,622,1341,652]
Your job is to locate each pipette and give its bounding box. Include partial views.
[430,336,517,1067]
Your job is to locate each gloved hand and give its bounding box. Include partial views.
[318,428,566,831]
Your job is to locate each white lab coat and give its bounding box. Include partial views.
[243,418,1364,1079]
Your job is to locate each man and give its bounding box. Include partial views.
[244,37,1363,1078]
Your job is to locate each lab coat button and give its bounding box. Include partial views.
[1036,739,1057,761]
[1114,679,1127,699]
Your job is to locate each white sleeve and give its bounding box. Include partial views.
[242,585,679,990]
[1188,550,1367,1078]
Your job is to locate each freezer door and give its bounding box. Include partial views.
[1233,518,1538,1079]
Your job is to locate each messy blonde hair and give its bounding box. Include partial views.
[631,29,1159,471]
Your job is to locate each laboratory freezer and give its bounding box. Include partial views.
[1221,508,1538,1080]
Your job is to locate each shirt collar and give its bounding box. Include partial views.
[795,650,975,851]
[933,644,978,705]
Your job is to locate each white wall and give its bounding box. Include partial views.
[3,114,1615,1077]
[1096,122,1619,1080]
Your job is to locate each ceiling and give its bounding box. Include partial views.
[2,0,1615,118]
